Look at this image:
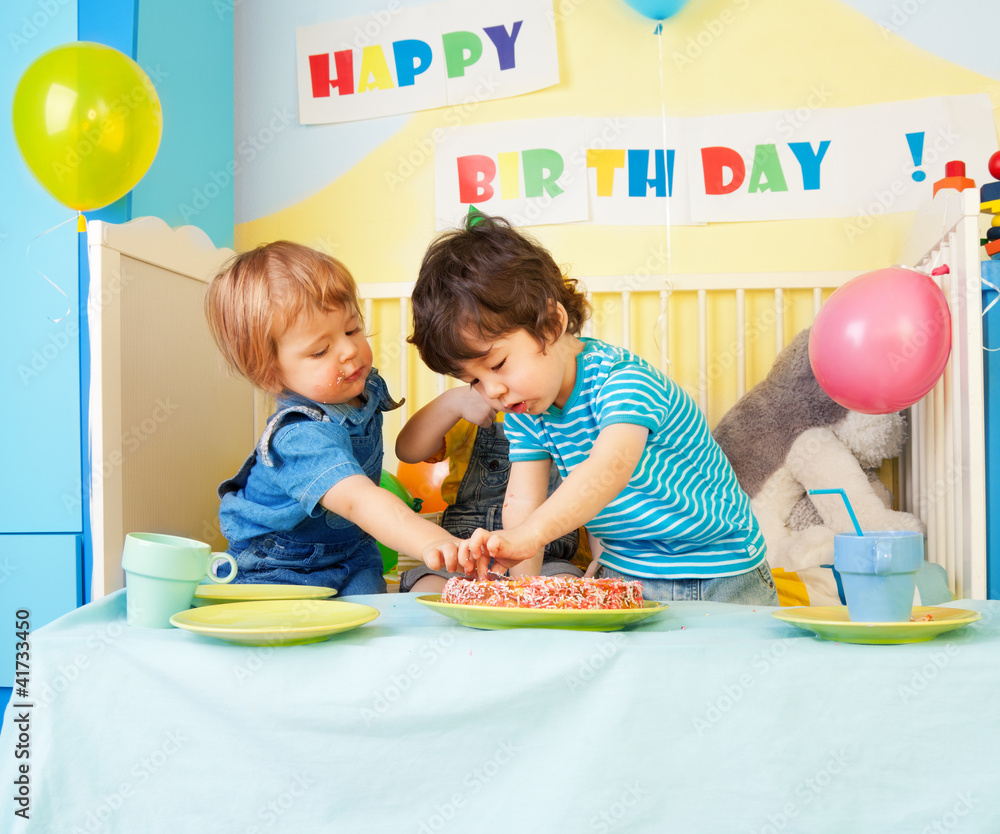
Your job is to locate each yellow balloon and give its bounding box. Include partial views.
[12,41,163,212]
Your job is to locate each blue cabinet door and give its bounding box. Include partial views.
[0,535,81,689]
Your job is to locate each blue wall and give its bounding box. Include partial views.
[76,1,236,249]
[133,2,234,248]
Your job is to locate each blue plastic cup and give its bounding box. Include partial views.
[833,531,923,622]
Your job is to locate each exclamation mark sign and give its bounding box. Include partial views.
[906,131,926,182]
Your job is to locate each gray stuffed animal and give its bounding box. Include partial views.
[713,328,925,572]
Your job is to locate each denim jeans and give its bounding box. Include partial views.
[225,533,387,595]
[599,562,779,606]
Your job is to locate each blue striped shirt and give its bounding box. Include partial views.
[504,338,765,578]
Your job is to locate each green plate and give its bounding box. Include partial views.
[193,583,337,606]
[416,595,668,631]
[772,605,982,644]
[170,599,378,646]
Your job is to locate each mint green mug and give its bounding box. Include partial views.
[122,533,238,628]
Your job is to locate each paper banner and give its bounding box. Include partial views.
[687,95,995,223]
[584,117,694,226]
[434,118,590,229]
[296,0,559,125]
[434,95,997,227]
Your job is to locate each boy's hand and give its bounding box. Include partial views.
[323,475,474,573]
[456,386,499,428]
[423,535,474,574]
[459,527,540,578]
[396,386,500,463]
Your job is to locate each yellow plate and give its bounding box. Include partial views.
[771,605,982,644]
[170,600,378,645]
[193,583,337,605]
[416,595,668,631]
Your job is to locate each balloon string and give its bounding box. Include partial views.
[27,215,75,324]
[658,24,671,279]
[653,20,673,372]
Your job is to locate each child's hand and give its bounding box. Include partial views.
[396,386,499,463]
[323,475,474,574]
[459,527,539,578]
[422,535,474,575]
[456,386,498,428]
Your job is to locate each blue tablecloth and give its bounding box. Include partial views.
[2,592,1000,833]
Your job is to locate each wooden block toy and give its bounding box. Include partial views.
[933,160,975,196]
[982,180,1000,215]
[982,151,1000,215]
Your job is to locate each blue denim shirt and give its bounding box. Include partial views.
[217,370,400,592]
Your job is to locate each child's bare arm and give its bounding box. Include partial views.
[462,424,648,573]
[501,459,551,577]
[321,474,473,573]
[395,387,497,463]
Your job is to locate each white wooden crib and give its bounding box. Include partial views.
[86,189,988,600]
[899,188,988,600]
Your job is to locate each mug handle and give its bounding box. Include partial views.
[874,540,893,576]
[206,552,239,584]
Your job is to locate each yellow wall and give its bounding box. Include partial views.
[236,0,1000,444]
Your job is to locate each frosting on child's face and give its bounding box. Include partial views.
[274,305,373,406]
[456,327,581,416]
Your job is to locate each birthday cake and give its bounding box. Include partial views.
[440,575,644,610]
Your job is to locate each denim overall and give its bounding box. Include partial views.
[218,382,396,595]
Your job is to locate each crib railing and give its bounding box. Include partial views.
[900,188,988,600]
[363,270,855,426]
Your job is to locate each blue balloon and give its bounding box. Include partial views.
[622,0,689,21]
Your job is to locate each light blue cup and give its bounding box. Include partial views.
[833,531,924,622]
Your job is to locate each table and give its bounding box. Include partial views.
[3,592,1000,833]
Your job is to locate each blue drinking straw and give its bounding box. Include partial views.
[808,489,864,537]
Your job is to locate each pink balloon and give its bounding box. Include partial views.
[809,267,951,414]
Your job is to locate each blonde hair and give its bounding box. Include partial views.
[205,241,363,394]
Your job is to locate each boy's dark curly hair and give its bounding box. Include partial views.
[409,211,591,377]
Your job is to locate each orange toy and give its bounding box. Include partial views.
[932,160,975,197]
